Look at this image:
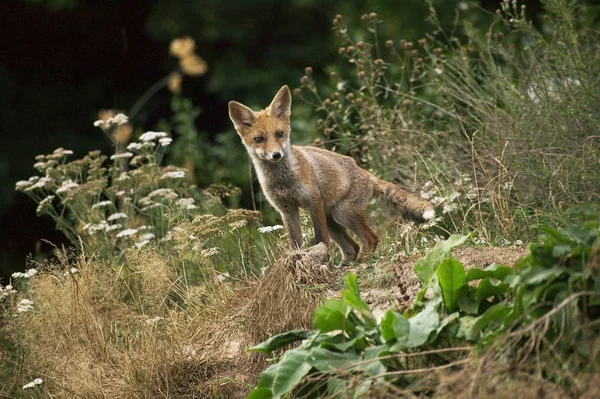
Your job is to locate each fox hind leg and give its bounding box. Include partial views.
[327,216,360,264]
[334,208,379,255]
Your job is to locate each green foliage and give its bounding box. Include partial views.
[249,206,600,397]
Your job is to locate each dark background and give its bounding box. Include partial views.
[0,0,559,280]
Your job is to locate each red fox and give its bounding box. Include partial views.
[228,85,434,263]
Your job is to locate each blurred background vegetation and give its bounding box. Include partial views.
[2,0,599,279]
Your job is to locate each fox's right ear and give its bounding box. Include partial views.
[228,101,257,131]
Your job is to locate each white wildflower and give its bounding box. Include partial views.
[140,233,155,241]
[116,190,127,197]
[138,225,152,230]
[33,161,49,171]
[161,170,186,180]
[22,378,43,389]
[25,177,51,192]
[229,220,247,230]
[434,67,443,74]
[140,131,168,142]
[148,188,177,200]
[200,247,220,257]
[107,212,128,221]
[94,113,129,129]
[116,228,138,238]
[70,267,79,274]
[116,172,130,181]
[91,200,113,209]
[15,180,33,190]
[126,142,143,151]
[158,137,173,146]
[146,316,163,325]
[176,198,197,210]
[105,224,122,232]
[56,179,79,194]
[87,221,109,235]
[17,299,34,313]
[48,147,73,159]
[442,202,458,214]
[216,272,229,282]
[110,152,134,160]
[514,239,523,246]
[135,240,150,249]
[258,225,284,234]
[36,195,55,214]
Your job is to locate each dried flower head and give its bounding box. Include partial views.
[180,54,208,76]
[169,35,196,59]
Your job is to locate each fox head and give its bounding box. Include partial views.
[228,85,291,163]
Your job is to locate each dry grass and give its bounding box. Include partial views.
[0,242,340,397]
[242,242,335,342]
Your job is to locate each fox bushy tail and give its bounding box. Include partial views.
[365,171,435,222]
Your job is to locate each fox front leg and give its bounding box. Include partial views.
[309,198,331,247]
[279,205,303,249]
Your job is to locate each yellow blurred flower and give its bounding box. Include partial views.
[169,36,196,59]
[113,124,133,144]
[168,72,183,94]
[180,54,208,76]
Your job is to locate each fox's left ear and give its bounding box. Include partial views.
[268,85,291,119]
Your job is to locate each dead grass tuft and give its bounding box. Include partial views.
[242,243,334,342]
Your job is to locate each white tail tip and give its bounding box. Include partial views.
[422,209,435,220]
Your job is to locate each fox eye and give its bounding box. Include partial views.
[275,131,284,139]
[254,136,265,143]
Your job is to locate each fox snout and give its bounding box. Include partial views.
[256,148,284,162]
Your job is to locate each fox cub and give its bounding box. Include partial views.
[228,85,434,263]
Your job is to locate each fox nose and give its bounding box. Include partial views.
[272,152,282,160]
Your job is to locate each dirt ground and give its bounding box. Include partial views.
[359,245,529,319]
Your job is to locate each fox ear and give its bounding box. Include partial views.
[268,85,291,119]
[228,101,257,130]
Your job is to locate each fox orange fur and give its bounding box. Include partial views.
[228,85,434,263]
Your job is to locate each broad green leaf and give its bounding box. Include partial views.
[250,330,314,353]
[355,380,373,398]
[306,347,360,372]
[380,310,410,343]
[466,263,514,281]
[341,274,375,323]
[271,349,313,397]
[314,299,348,333]
[320,333,363,352]
[436,258,468,312]
[455,316,477,340]
[247,387,273,399]
[429,312,459,342]
[472,303,512,336]
[414,234,470,284]
[522,266,566,285]
[405,305,440,348]
[474,278,508,304]
[458,294,479,314]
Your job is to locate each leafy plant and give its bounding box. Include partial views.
[249,206,600,397]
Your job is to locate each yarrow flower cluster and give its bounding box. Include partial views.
[258,225,284,234]
[12,268,38,279]
[116,228,138,238]
[36,196,55,215]
[139,131,168,142]
[161,170,186,180]
[91,200,113,210]
[23,378,43,389]
[110,152,134,160]
[107,212,128,221]
[56,179,79,194]
[17,299,34,313]
[0,284,17,298]
[94,113,129,130]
